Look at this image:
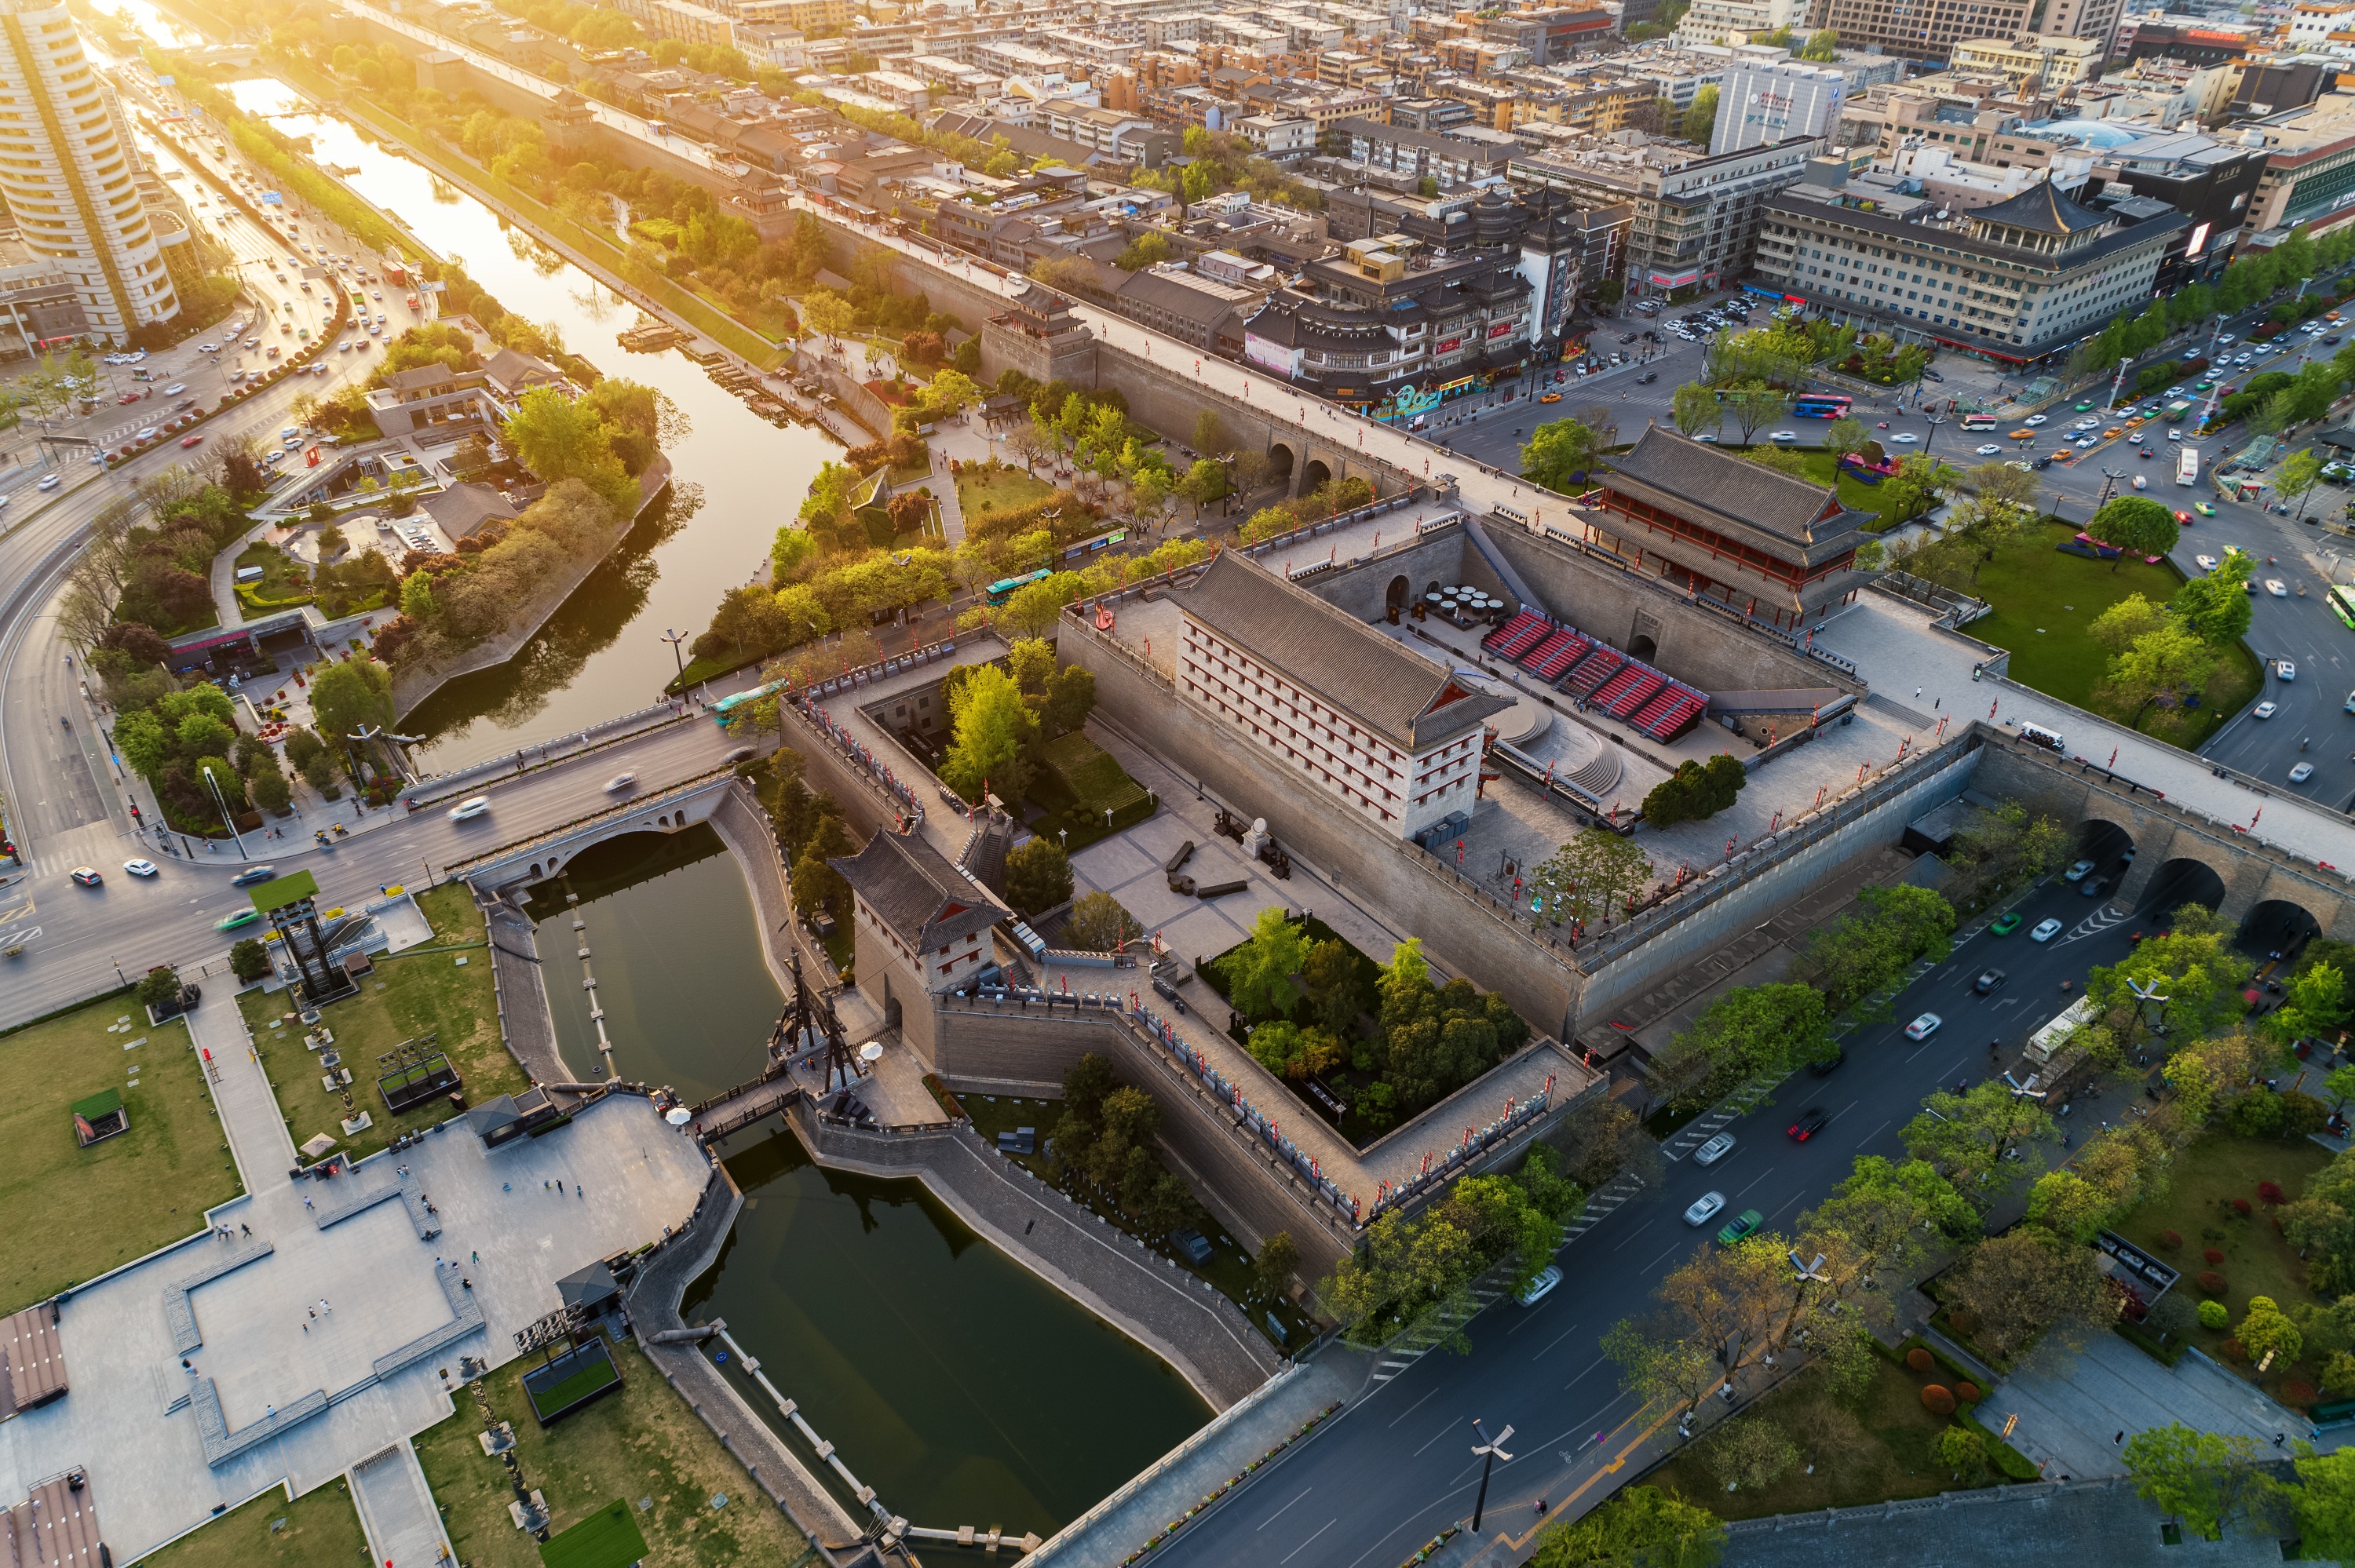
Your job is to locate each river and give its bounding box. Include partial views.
[530,830,1211,1536]
[181,61,832,770]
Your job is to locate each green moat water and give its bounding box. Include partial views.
[539,830,1210,1534]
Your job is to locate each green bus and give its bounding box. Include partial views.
[2331,585,2355,630]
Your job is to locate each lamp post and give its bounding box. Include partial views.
[661,626,689,680]
[1468,1420,1514,1533]
[200,765,249,860]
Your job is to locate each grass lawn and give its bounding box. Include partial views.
[237,884,525,1165]
[0,993,241,1315]
[956,465,1055,527]
[232,542,312,615]
[959,1092,1316,1348]
[1024,732,1155,854]
[2112,1129,2333,1394]
[412,1333,809,1568]
[1643,1355,2003,1521]
[124,1475,368,1568]
[1718,448,1916,528]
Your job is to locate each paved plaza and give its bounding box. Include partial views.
[0,987,712,1564]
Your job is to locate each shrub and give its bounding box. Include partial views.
[2200,1300,2229,1329]
[1921,1384,1956,1415]
[2233,1198,2254,1216]
[1955,1381,1981,1403]
[1906,1347,1934,1373]
[2222,1337,2247,1362]
[2285,1380,2320,1407]
[2162,1229,2182,1249]
[2204,1249,2226,1266]
[228,937,271,982]
[2198,1271,2229,1295]
[2259,1180,2287,1205]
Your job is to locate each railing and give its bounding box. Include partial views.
[403,701,693,804]
[1872,568,1992,629]
[437,764,738,882]
[783,693,925,825]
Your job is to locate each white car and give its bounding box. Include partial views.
[2196,554,2219,572]
[163,381,185,395]
[447,796,491,821]
[2292,761,2317,783]
[2255,699,2280,718]
[135,428,156,441]
[1769,430,1799,443]
[2267,579,2288,596]
[1903,1012,1942,1041]
[1515,1264,1562,1307]
[2279,660,2298,682]
[2025,414,2048,426]
[2031,917,2065,943]
[37,474,60,490]
[2132,476,2147,490]
[2064,859,2096,881]
[1890,432,1920,443]
[1693,1132,1736,1167]
[1975,443,2003,456]
[1685,1191,1729,1227]
[2219,333,2237,345]
[122,858,159,877]
[604,773,637,793]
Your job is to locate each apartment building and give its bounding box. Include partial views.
[1673,0,1805,46]
[608,0,738,47]
[1948,35,2105,93]
[1479,4,1620,64]
[2241,92,2355,237]
[0,0,176,343]
[1513,133,1818,297]
[1711,56,1846,155]
[1805,0,2036,64]
[1751,163,2183,363]
[1337,117,1520,188]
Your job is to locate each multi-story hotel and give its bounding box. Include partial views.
[0,0,177,344]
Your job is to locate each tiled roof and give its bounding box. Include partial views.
[1606,426,1863,552]
[830,831,1005,953]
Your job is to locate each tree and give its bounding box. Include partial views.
[1798,884,1956,1017]
[2124,1424,2286,1541]
[2171,548,2255,646]
[1532,830,1654,928]
[1001,574,1074,637]
[1253,1232,1299,1300]
[1521,418,1606,494]
[1704,1418,1799,1493]
[1902,1079,2057,1202]
[2089,593,2170,656]
[1933,1425,1987,1477]
[1192,409,1227,456]
[2087,495,2182,570]
[307,657,394,750]
[1648,983,1830,1110]
[228,938,272,983]
[2240,1295,2304,1366]
[2266,960,2346,1047]
[1942,1229,2111,1361]
[1002,838,1072,915]
[501,385,631,509]
[1671,381,1722,439]
[940,662,1035,806]
[2101,620,2222,734]
[1304,939,1367,1039]
[1530,1486,1725,1568]
[1800,26,1839,57]
[1641,753,1747,829]
[2276,448,2326,520]
[1822,414,1868,457]
[1222,906,1312,1019]
[1722,384,1788,445]
[1064,890,1141,952]
[2295,1446,2355,1562]
[1681,85,1718,145]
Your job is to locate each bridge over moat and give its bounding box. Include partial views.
[437,764,740,892]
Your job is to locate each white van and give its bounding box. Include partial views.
[2018,721,2065,753]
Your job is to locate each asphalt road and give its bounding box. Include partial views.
[1152,874,2145,1568]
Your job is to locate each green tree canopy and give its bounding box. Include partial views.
[1521,418,1608,494]
[2087,495,2181,569]
[2123,1424,2286,1541]
[1222,906,1313,1019]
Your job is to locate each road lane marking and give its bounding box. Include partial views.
[1734,1165,1776,1198]
[1280,1519,1335,1563]
[1533,1323,1583,1362]
[1413,1419,1459,1457]
[1856,1118,1890,1149]
[1564,1354,1607,1392]
[1610,1216,1656,1252]
[1388,1386,1440,1427]
[1256,1487,1312,1530]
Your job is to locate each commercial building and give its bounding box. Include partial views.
[1335,116,1520,188]
[1512,133,1818,297]
[0,0,177,344]
[2241,92,2355,238]
[1673,0,1806,46]
[1479,5,1619,64]
[1173,551,1510,840]
[1948,35,2105,93]
[1108,264,1254,348]
[608,0,739,48]
[1750,164,2184,363]
[1710,55,1846,155]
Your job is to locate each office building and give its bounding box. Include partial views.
[1711,56,1846,155]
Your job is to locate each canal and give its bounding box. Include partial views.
[173,53,833,770]
[531,830,1212,1536]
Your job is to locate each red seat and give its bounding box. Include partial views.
[1563,648,1622,695]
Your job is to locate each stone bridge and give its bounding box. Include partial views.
[439,766,741,892]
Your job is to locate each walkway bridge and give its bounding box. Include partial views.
[439,766,741,892]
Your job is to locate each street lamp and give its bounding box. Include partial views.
[661,626,689,680]
[199,765,249,860]
[1468,1420,1514,1533]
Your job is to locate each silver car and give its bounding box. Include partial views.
[1693,1132,1736,1167]
[1684,1191,1728,1227]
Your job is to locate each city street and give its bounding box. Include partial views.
[1152,871,2145,1568]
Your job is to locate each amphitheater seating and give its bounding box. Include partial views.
[1482,612,1549,662]
[1561,647,1623,698]
[1473,612,1712,747]
[1631,687,1707,742]
[1596,669,1662,718]
[1526,630,1590,684]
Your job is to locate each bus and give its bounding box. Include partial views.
[1791,394,1851,419]
[985,567,1051,605]
[2027,996,2098,1066]
[2331,585,2355,631]
[1959,413,1999,432]
[2177,445,2200,487]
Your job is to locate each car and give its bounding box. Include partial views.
[2176,509,2192,523]
[2132,475,2147,490]
[215,908,261,931]
[229,865,276,887]
[1787,1107,1831,1142]
[196,342,216,353]
[1891,432,1920,443]
[179,435,203,448]
[1638,371,1658,384]
[122,859,158,877]
[1991,911,2023,935]
[2292,761,2317,783]
[2031,917,2064,943]
[2025,414,2048,425]
[2195,502,2216,516]
[1514,1264,1562,1307]
[68,866,101,887]
[2083,876,2112,899]
[725,746,757,764]
[2104,427,2124,439]
[1809,1047,1848,1077]
[2196,554,2219,572]
[447,796,491,821]
[2061,858,2095,882]
[2255,699,2280,719]
[38,474,60,490]
[604,773,638,793]
[163,381,186,395]
[1904,1012,1942,1041]
[1685,1191,1729,1226]
[1538,392,1562,403]
[1768,430,1800,443]
[1975,443,2003,456]
[1974,968,2006,995]
[134,428,156,441]
[371,289,383,300]
[2279,660,2298,682]
[2032,454,2054,469]
[1717,1209,1765,1246]
[1696,432,1718,442]
[1693,1132,1736,1167]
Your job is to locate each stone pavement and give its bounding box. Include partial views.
[1977,1330,2312,1482]
[349,1439,455,1568]
[0,1086,709,1562]
[187,988,298,1183]
[1714,1476,2282,1568]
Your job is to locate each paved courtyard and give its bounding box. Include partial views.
[0,987,711,1564]
[1977,1329,2312,1482]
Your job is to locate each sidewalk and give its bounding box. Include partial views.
[1978,1331,2314,1482]
[185,984,299,1183]
[349,1439,457,1568]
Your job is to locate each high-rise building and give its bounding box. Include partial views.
[0,0,176,345]
[1711,55,1846,155]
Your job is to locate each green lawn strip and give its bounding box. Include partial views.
[1959,522,2258,747]
[1641,1356,1999,1520]
[2112,1130,2331,1394]
[123,1475,369,1568]
[238,884,524,1165]
[0,995,242,1315]
[956,467,1055,524]
[233,542,313,615]
[959,1092,1316,1347]
[667,647,763,693]
[530,1347,621,1413]
[1024,733,1153,853]
[412,1333,809,1568]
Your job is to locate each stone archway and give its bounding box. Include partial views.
[1627,633,1658,662]
[2239,898,2324,964]
[1301,457,1332,498]
[1386,574,1411,623]
[1265,443,1295,491]
[882,992,903,1031]
[2139,857,2229,923]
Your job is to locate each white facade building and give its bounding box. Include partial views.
[1711,56,1846,157]
[1672,0,1803,46]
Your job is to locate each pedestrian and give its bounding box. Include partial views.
[303,1194,312,1209]
[2276,1433,2287,1447]
[471,1250,478,1263]
[1915,686,1923,699]
[2114,1431,2123,1445]
[239,1222,250,1236]
[575,1183,582,1198]
[320,1297,330,1315]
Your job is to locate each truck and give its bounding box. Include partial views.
[2177,445,2200,487]
[2027,995,2098,1066]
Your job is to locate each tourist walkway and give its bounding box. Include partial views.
[1978,1331,2313,1482]
[349,1440,455,1568]
[187,990,298,1183]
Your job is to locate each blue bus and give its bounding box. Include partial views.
[1791,394,1852,419]
[985,567,1051,605]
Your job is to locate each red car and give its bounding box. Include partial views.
[179,434,203,448]
[116,392,140,405]
[1787,1107,1830,1142]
